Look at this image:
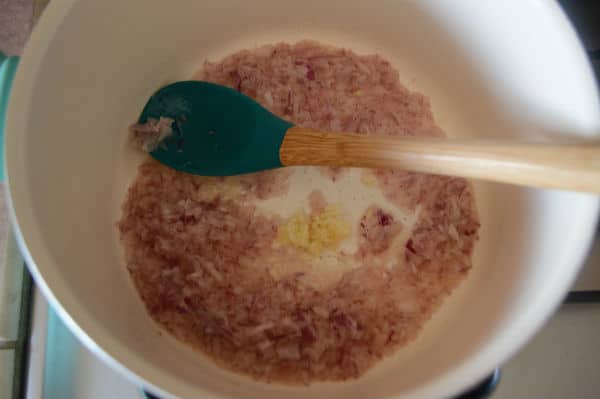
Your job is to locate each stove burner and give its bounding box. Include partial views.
[143,368,501,399]
[452,368,501,399]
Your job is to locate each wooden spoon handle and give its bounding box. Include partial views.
[280,127,600,193]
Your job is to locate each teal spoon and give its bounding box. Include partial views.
[136,80,600,193]
[138,81,292,176]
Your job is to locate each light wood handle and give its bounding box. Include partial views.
[279,127,600,193]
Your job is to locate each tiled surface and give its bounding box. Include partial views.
[1,4,37,399]
[0,186,10,284]
[0,0,33,56]
[493,303,600,399]
[0,231,23,342]
[25,291,46,399]
[0,0,34,344]
[0,197,15,340]
[0,350,15,399]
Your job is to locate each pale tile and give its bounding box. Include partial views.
[493,303,600,398]
[0,350,15,399]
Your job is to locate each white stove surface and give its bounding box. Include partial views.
[26,291,144,399]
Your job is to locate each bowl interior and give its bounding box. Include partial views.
[6,0,600,398]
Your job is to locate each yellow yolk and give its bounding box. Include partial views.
[277,205,351,255]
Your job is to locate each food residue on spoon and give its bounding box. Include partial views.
[129,116,174,152]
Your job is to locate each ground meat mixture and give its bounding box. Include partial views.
[358,206,403,255]
[118,41,479,384]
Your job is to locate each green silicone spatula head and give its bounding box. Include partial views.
[135,81,600,193]
[137,81,293,176]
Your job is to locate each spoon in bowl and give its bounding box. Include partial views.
[132,80,600,193]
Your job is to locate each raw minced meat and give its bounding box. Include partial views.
[118,41,479,384]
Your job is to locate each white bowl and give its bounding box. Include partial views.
[5,1,600,398]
